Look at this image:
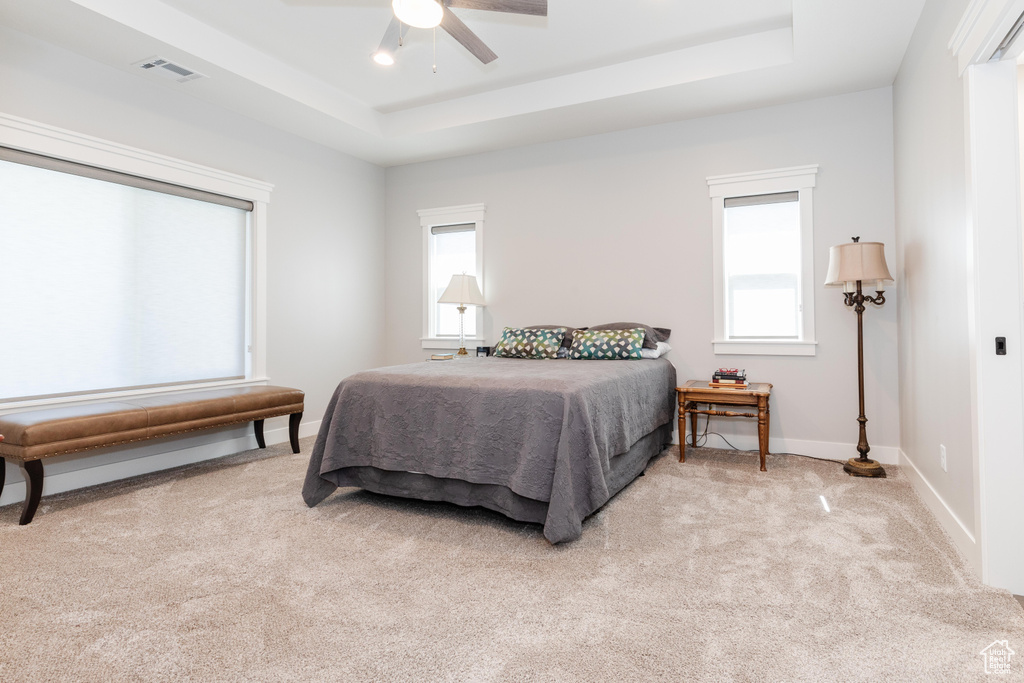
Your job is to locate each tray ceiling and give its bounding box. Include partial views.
[0,0,927,165]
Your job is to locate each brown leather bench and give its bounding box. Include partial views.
[0,385,304,525]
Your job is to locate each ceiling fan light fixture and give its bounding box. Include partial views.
[372,49,395,66]
[392,0,443,29]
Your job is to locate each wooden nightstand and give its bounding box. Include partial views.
[676,380,773,471]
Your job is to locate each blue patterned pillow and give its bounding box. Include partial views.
[493,327,566,359]
[568,328,644,360]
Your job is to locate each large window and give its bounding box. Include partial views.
[420,204,484,348]
[708,165,818,356]
[0,114,271,406]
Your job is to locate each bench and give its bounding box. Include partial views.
[0,385,304,525]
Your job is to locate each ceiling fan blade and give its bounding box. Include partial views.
[440,6,498,64]
[377,15,402,54]
[445,0,547,16]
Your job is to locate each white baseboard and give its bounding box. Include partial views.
[0,419,320,508]
[3,420,894,508]
[676,431,900,465]
[898,447,981,577]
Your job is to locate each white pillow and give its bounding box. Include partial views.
[641,341,672,359]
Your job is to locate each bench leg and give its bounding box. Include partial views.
[253,419,266,449]
[289,412,302,454]
[0,457,6,501]
[19,460,43,525]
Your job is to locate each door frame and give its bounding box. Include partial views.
[953,0,1024,593]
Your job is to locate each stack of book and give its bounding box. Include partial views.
[710,368,747,389]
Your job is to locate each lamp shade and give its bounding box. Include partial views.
[824,241,894,288]
[392,0,443,28]
[438,274,486,306]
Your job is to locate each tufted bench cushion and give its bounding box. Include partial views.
[0,385,303,524]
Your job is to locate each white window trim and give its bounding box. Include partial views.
[0,112,274,411]
[707,164,818,356]
[420,203,485,349]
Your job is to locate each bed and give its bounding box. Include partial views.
[302,356,676,543]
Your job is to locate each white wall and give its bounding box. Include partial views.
[892,0,979,571]
[384,88,900,459]
[0,25,386,506]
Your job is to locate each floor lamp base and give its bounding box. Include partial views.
[844,458,887,478]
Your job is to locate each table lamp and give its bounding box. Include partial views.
[438,274,485,356]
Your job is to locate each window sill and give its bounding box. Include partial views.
[712,340,817,356]
[421,337,484,350]
[0,377,271,413]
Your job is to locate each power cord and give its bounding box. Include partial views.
[690,414,844,464]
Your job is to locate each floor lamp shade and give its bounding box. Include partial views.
[825,241,894,289]
[438,274,486,307]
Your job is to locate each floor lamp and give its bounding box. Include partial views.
[438,274,485,356]
[825,237,894,478]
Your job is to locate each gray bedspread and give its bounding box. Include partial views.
[302,357,676,542]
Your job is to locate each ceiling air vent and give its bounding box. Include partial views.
[133,57,206,84]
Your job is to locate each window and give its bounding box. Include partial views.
[0,114,271,407]
[708,165,818,356]
[420,204,484,349]
[430,224,477,337]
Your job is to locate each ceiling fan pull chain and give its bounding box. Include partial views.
[432,26,437,73]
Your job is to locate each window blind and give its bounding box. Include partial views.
[0,155,250,401]
[0,147,253,211]
[430,223,474,235]
[723,191,798,209]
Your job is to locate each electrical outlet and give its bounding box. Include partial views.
[940,444,947,472]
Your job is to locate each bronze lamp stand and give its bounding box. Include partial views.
[825,237,894,478]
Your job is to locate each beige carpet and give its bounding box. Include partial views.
[1,441,1022,682]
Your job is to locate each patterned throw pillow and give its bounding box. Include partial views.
[568,328,645,360]
[493,327,566,359]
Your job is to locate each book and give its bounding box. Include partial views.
[711,377,745,384]
[430,354,454,361]
[709,381,748,389]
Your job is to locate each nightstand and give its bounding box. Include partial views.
[676,380,773,471]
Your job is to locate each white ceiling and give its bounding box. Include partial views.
[0,0,927,166]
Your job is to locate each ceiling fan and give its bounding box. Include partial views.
[374,0,548,66]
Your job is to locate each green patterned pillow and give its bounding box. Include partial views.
[568,328,645,360]
[493,327,566,359]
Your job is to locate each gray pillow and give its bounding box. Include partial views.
[526,325,586,349]
[589,322,671,349]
